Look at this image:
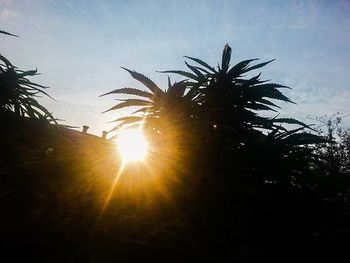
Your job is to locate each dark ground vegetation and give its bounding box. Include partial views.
[1,30,350,262]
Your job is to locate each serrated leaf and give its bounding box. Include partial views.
[184,56,217,73]
[29,99,57,123]
[103,99,150,113]
[19,79,50,89]
[185,61,205,79]
[228,59,258,78]
[246,103,277,112]
[109,123,142,133]
[108,116,143,123]
[275,127,307,140]
[24,84,55,100]
[17,69,38,77]
[109,117,143,131]
[255,98,281,109]
[242,59,275,74]
[193,66,211,74]
[254,83,291,89]
[246,85,293,103]
[273,118,311,129]
[121,67,164,95]
[132,106,151,115]
[0,54,14,68]
[100,87,153,98]
[158,70,199,81]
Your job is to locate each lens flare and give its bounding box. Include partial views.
[116,129,148,163]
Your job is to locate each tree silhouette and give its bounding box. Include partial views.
[309,113,350,207]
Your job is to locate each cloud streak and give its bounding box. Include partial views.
[1,0,349,134]
[0,8,17,21]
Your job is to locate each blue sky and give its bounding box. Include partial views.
[1,0,350,135]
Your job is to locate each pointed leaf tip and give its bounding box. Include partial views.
[0,30,19,37]
[221,44,232,72]
[121,67,164,95]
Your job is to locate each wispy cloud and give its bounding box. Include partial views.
[1,0,350,134]
[0,8,17,21]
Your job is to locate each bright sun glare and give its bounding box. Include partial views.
[116,129,148,163]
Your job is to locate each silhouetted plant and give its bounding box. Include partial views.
[161,44,308,134]
[101,67,198,130]
[311,113,350,175]
[244,127,325,187]
[159,45,326,189]
[0,53,56,122]
[102,45,310,139]
[306,113,350,206]
[102,45,323,181]
[0,29,55,122]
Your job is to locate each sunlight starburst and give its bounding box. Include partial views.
[116,128,148,163]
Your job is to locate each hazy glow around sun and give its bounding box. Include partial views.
[116,129,148,163]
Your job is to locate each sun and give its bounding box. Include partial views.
[116,128,148,163]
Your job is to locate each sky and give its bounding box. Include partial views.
[1,0,350,135]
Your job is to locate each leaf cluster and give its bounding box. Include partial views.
[101,44,325,192]
[0,54,56,123]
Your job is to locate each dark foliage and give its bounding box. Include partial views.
[99,45,350,261]
[0,30,56,123]
[0,56,56,123]
[308,114,350,208]
[1,41,349,262]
